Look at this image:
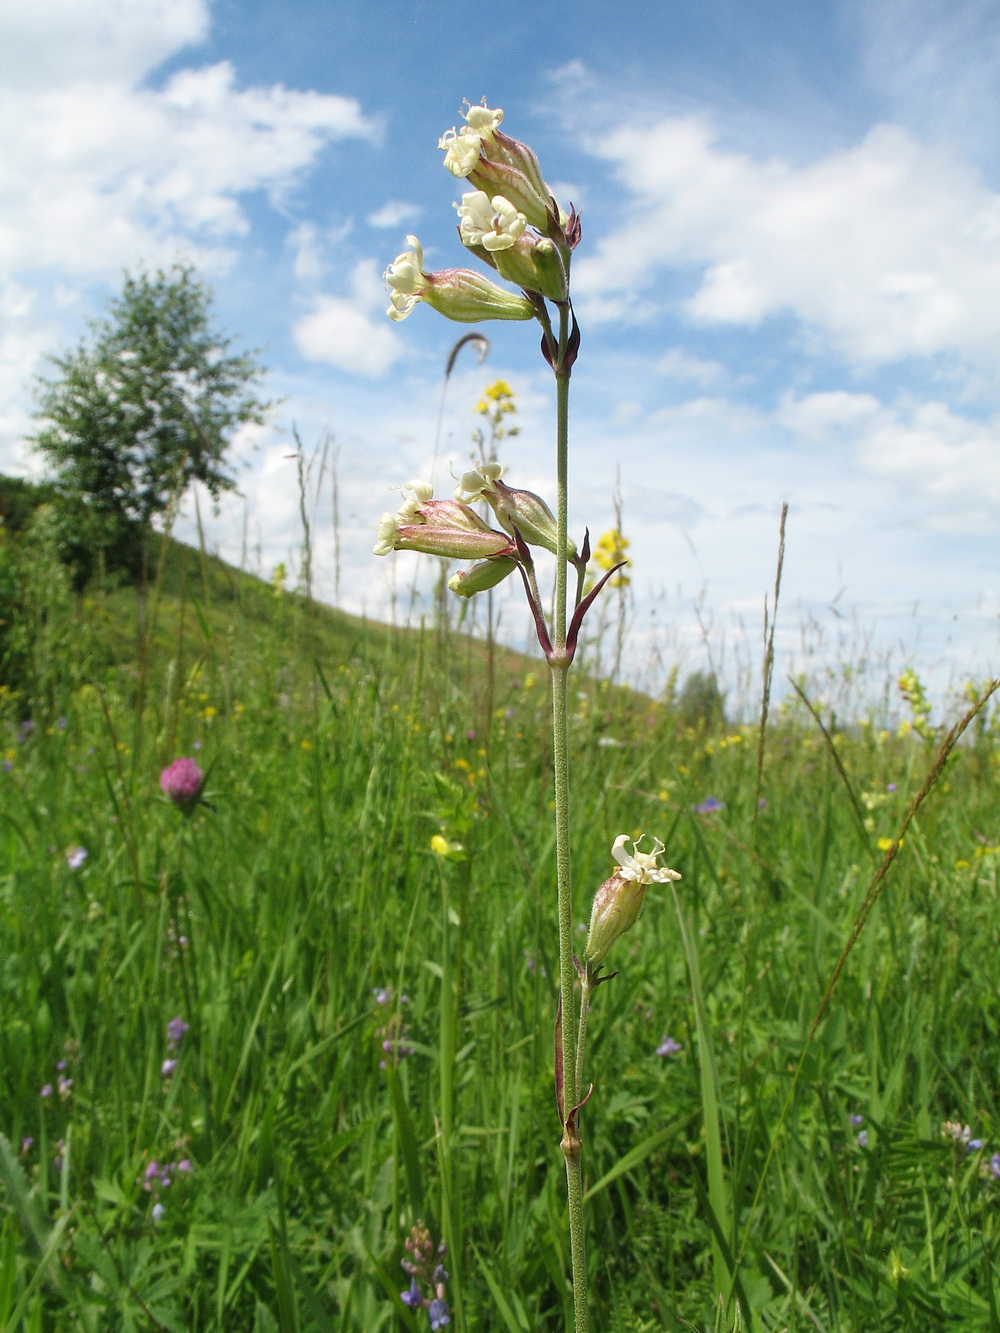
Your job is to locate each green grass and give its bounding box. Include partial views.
[2,525,1000,1331]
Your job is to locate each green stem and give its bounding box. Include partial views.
[575,975,592,1101]
[550,303,589,1333]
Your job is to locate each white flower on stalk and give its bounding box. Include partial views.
[384,237,427,321]
[395,478,434,522]
[373,512,401,556]
[383,235,535,325]
[583,834,681,968]
[454,460,503,504]
[439,103,503,177]
[456,191,526,252]
[611,835,680,885]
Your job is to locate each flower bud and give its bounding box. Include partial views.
[583,835,680,967]
[454,462,574,557]
[384,236,534,324]
[448,556,519,597]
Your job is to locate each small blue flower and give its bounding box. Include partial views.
[990,1153,1000,1178]
[856,1130,868,1147]
[400,1278,422,1309]
[693,796,725,815]
[656,1036,682,1057]
[428,1297,450,1329]
[967,1138,984,1152]
[849,1113,864,1128]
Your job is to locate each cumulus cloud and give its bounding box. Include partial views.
[294,260,402,377]
[0,1,377,279]
[576,115,1000,366]
[368,200,422,229]
[657,346,724,386]
[0,0,208,89]
[779,388,1000,530]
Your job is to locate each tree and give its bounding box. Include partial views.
[31,265,269,570]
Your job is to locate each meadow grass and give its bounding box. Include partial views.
[2,533,1000,1331]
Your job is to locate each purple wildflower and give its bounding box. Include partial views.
[693,796,725,814]
[968,1139,984,1152]
[657,1037,682,1057]
[66,846,87,869]
[857,1130,868,1147]
[176,1159,192,1173]
[18,719,35,741]
[372,987,392,1006]
[40,1084,53,1098]
[166,1016,189,1050]
[159,757,204,807]
[401,1279,422,1309]
[151,1202,166,1222]
[990,1154,1000,1179]
[1,760,11,774]
[887,782,897,792]
[57,1077,72,1099]
[144,1161,161,1189]
[161,1059,177,1077]
[429,1298,451,1329]
[466,728,476,741]
[849,1114,864,1128]
[20,1137,33,1154]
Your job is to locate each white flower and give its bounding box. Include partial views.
[439,128,484,177]
[454,460,503,503]
[384,237,427,321]
[464,103,503,136]
[611,835,681,886]
[438,103,503,177]
[373,512,399,556]
[456,191,526,253]
[395,479,434,522]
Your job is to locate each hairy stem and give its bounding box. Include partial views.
[550,304,588,1333]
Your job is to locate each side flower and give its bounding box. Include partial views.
[584,835,681,968]
[384,236,534,324]
[455,461,574,557]
[373,479,516,561]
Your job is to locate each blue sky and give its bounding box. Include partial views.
[4,0,1000,708]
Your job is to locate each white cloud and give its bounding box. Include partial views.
[657,346,724,386]
[0,0,208,89]
[368,200,422,229]
[0,4,377,279]
[294,260,402,377]
[779,388,1000,530]
[577,115,1000,366]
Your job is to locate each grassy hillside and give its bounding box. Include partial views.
[3,479,1000,1330]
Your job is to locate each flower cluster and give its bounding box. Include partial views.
[400,1222,450,1329]
[383,100,579,327]
[139,1157,193,1192]
[373,468,569,603]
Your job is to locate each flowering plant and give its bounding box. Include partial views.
[376,99,677,1333]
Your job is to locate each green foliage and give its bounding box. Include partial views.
[31,266,269,574]
[677,670,726,732]
[2,547,1000,1329]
